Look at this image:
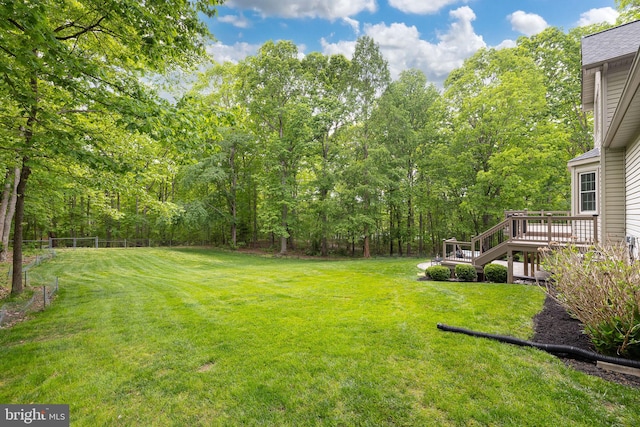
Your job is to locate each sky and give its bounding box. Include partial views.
[202,0,620,88]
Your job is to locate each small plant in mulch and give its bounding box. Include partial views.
[541,242,640,359]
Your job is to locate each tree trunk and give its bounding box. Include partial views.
[0,167,20,262]
[406,193,413,256]
[11,163,31,296]
[418,212,424,256]
[321,187,329,257]
[389,204,394,256]
[230,144,238,247]
[363,228,370,258]
[0,169,12,241]
[280,211,288,255]
[252,185,258,247]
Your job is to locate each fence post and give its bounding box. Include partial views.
[43,285,47,308]
[73,238,77,248]
[49,237,53,249]
[24,270,27,287]
[124,239,127,248]
[95,236,99,248]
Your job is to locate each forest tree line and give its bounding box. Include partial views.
[2,2,640,293]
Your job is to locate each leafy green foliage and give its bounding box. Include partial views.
[2,11,609,265]
[0,0,223,293]
[542,243,640,358]
[455,264,478,282]
[484,263,508,283]
[425,265,451,281]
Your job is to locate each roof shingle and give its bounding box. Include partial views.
[582,20,640,67]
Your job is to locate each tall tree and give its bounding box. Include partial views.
[301,52,352,256]
[344,36,390,257]
[238,41,312,255]
[442,47,557,234]
[517,27,594,157]
[0,0,222,294]
[371,69,439,256]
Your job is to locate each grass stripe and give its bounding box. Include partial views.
[0,248,638,426]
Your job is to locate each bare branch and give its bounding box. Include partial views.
[54,15,108,41]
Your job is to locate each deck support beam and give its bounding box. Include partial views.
[507,249,514,284]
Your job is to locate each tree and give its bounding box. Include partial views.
[442,47,558,234]
[617,0,640,21]
[238,41,312,255]
[371,69,439,255]
[517,27,595,157]
[301,52,352,256]
[0,0,222,294]
[180,62,261,248]
[344,36,390,257]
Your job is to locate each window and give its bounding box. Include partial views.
[580,172,596,212]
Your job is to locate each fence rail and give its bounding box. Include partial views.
[21,237,153,249]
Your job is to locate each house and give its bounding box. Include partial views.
[571,20,640,258]
[438,21,640,282]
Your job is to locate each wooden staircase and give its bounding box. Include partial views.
[441,211,598,282]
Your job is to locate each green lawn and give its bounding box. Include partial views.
[0,248,638,426]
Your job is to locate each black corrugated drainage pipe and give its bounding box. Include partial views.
[437,323,640,370]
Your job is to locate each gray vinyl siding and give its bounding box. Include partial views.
[626,137,640,238]
[603,148,626,240]
[606,69,628,133]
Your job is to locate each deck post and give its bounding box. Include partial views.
[507,249,514,284]
[593,214,598,244]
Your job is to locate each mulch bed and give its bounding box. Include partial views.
[533,294,640,388]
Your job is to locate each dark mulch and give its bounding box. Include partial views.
[533,294,640,388]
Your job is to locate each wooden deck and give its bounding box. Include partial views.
[441,211,598,282]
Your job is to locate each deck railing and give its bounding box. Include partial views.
[443,214,598,266]
[442,239,474,263]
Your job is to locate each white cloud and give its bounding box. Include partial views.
[577,7,619,26]
[495,39,517,50]
[218,14,251,29]
[343,17,360,35]
[320,38,356,58]
[388,0,469,15]
[508,11,548,36]
[224,0,377,20]
[206,42,260,64]
[321,6,486,88]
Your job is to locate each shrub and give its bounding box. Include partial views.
[455,264,477,282]
[541,243,640,358]
[484,263,507,283]
[425,265,451,281]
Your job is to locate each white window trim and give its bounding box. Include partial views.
[578,171,598,214]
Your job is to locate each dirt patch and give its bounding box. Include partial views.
[533,294,640,388]
[197,362,215,373]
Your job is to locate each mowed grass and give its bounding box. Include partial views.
[0,249,639,426]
